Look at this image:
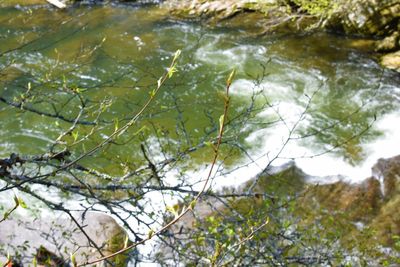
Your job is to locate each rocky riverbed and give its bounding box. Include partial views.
[249,154,400,248]
[301,155,400,246]
[165,155,400,265]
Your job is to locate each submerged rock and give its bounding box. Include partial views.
[167,155,400,264]
[304,177,382,220]
[301,155,400,246]
[240,155,400,247]
[372,155,400,199]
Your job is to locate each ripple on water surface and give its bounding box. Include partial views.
[0,5,399,185]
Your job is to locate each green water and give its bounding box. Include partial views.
[0,4,399,181]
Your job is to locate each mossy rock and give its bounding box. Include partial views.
[327,0,400,36]
[106,229,132,266]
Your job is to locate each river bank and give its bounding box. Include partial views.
[165,0,400,71]
[2,0,399,71]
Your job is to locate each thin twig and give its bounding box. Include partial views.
[77,69,235,266]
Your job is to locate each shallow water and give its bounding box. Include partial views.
[0,4,399,188]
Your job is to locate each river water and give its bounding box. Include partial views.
[0,2,400,265]
[1,4,399,184]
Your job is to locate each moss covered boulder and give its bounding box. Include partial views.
[326,0,400,36]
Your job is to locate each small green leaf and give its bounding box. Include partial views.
[166,205,179,218]
[150,89,156,98]
[173,49,182,62]
[168,65,177,78]
[189,200,197,210]
[72,131,79,142]
[70,253,77,267]
[226,228,235,237]
[226,68,236,86]
[148,229,154,239]
[114,118,119,132]
[18,197,27,209]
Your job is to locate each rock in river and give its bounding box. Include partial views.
[0,211,129,266]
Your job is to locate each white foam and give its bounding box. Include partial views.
[208,71,400,186]
[195,37,267,71]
